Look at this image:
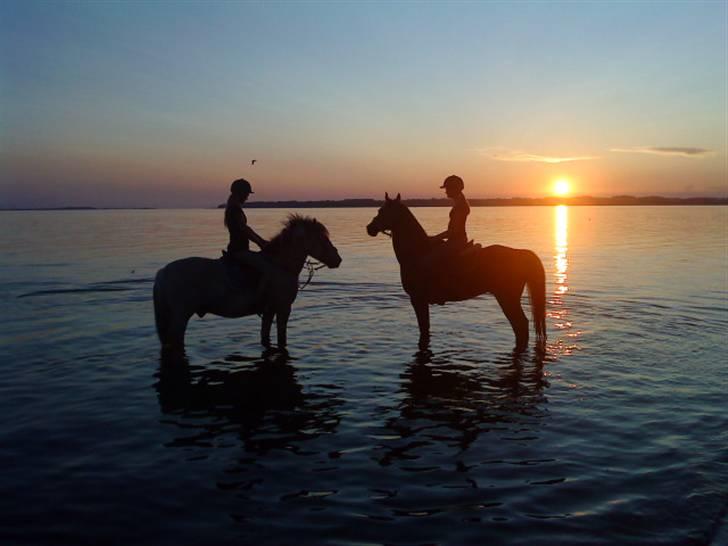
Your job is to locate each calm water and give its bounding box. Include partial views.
[1,206,726,545]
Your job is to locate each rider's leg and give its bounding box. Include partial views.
[232,250,275,308]
[422,242,456,304]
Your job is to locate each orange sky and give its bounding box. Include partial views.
[1,2,726,207]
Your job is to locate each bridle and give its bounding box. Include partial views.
[299,259,327,290]
[299,233,337,290]
[370,213,395,238]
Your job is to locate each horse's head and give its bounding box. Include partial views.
[287,215,342,268]
[367,192,404,236]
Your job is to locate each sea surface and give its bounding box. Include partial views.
[1,206,726,545]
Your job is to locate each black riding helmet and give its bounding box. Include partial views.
[440,175,464,192]
[230,178,254,195]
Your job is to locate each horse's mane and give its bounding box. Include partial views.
[263,214,329,255]
[391,201,429,241]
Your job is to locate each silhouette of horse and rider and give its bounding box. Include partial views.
[367,177,546,351]
[154,178,342,353]
[154,175,546,354]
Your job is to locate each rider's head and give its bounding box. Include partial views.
[230,178,254,203]
[440,175,464,198]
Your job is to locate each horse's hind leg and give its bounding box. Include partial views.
[166,309,191,351]
[495,290,529,351]
[260,309,274,349]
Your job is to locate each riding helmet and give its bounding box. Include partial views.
[230,178,254,195]
[440,175,464,191]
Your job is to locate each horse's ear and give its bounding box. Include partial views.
[396,193,401,202]
[385,192,390,202]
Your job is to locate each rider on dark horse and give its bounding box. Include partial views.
[430,175,470,250]
[224,178,272,305]
[426,175,471,303]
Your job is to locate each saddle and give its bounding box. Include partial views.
[459,240,482,259]
[220,250,260,291]
[425,240,483,305]
[427,240,483,266]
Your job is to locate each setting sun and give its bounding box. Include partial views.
[553,178,571,197]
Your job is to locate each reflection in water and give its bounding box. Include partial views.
[554,205,569,298]
[376,349,549,466]
[155,352,343,455]
[549,205,580,356]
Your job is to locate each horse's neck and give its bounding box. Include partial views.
[267,244,306,276]
[393,209,429,263]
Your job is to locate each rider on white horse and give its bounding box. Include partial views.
[224,178,273,306]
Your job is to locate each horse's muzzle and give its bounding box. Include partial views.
[327,249,342,268]
[366,222,379,237]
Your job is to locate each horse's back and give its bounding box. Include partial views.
[163,256,221,274]
[468,244,541,287]
[155,256,228,307]
[480,243,525,257]
[156,255,261,319]
[480,244,540,265]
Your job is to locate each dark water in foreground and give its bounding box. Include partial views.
[1,206,726,545]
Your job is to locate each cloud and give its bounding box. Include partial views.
[480,147,599,164]
[610,146,713,158]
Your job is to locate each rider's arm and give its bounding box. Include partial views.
[244,225,268,249]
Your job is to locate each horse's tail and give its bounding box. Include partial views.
[153,267,169,345]
[525,251,547,343]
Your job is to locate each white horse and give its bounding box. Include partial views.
[153,215,341,352]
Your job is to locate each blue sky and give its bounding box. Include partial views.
[1,1,726,207]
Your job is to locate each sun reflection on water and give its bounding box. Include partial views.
[555,205,569,296]
[549,205,579,355]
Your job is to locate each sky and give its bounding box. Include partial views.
[1,0,726,208]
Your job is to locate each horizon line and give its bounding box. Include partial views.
[2,194,728,211]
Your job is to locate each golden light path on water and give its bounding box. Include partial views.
[555,205,569,298]
[549,205,579,356]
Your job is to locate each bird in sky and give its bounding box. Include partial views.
[251,159,257,166]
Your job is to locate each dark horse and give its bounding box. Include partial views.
[366,193,546,351]
[154,215,341,352]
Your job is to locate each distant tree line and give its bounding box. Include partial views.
[219,196,728,208]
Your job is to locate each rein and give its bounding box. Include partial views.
[299,259,327,290]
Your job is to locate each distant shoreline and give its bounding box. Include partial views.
[227,196,728,208]
[2,196,727,211]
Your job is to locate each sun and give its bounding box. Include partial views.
[553,178,571,197]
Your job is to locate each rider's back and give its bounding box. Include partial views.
[225,205,250,253]
[447,194,470,248]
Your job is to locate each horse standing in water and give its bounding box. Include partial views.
[154,215,341,352]
[366,194,546,351]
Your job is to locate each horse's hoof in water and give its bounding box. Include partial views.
[262,347,278,358]
[414,348,433,363]
[262,345,288,356]
[160,344,186,363]
[263,347,290,363]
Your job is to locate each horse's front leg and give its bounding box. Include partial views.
[411,297,430,350]
[260,308,274,349]
[276,305,291,350]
